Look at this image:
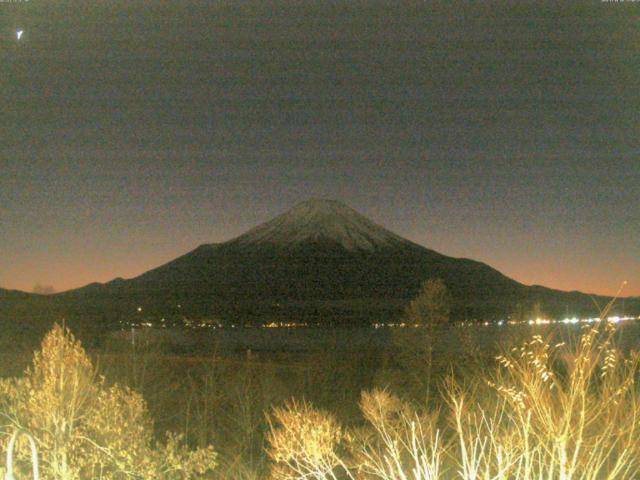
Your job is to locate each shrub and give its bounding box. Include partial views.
[267,322,640,479]
[352,389,442,480]
[266,399,348,480]
[0,324,217,479]
[464,323,640,479]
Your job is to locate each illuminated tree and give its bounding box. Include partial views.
[0,324,217,479]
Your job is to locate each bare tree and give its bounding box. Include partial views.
[531,301,545,320]
[404,278,451,326]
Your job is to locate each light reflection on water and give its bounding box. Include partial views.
[109,320,640,356]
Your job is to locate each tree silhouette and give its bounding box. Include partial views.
[404,278,451,326]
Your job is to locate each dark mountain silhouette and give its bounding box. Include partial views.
[2,200,637,329]
[0,288,24,297]
[40,199,636,326]
[0,288,35,302]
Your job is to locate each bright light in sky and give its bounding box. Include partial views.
[16,30,24,40]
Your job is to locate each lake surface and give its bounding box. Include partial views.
[107,321,640,356]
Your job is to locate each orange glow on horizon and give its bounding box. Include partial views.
[3,257,638,297]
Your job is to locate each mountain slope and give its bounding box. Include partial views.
[50,199,635,325]
[228,199,411,251]
[0,288,31,299]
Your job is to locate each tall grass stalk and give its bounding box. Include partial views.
[267,318,640,479]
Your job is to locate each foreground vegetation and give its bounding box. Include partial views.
[0,325,216,479]
[268,322,640,479]
[1,317,639,478]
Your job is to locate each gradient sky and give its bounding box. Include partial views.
[1,1,639,296]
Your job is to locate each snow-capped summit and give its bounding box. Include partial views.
[230,199,409,251]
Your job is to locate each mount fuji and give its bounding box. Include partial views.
[32,198,631,326]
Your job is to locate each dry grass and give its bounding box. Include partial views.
[2,296,639,479]
[267,320,640,479]
[0,324,217,479]
[267,399,350,480]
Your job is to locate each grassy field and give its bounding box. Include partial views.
[1,321,639,478]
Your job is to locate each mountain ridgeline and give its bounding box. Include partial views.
[2,200,637,331]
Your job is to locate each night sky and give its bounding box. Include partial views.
[1,1,639,296]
